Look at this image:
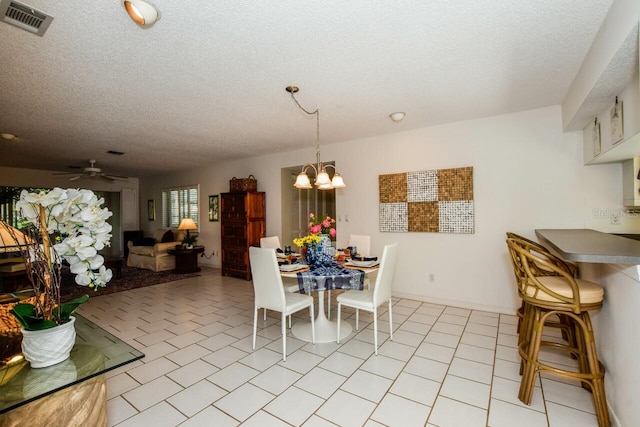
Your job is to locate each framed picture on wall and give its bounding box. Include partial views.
[593,119,601,157]
[209,194,219,222]
[147,199,155,221]
[611,99,623,144]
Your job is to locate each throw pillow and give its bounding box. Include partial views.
[161,229,174,243]
[132,237,156,247]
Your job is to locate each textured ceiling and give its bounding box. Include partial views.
[0,0,613,178]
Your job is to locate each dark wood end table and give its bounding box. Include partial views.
[103,257,123,279]
[168,246,205,274]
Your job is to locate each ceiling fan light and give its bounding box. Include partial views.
[315,170,331,186]
[331,173,346,188]
[124,0,158,27]
[294,172,313,189]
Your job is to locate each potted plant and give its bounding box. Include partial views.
[293,212,336,266]
[182,234,197,249]
[1,188,113,368]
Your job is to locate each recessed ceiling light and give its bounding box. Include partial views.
[389,112,405,122]
[0,133,16,140]
[123,0,158,27]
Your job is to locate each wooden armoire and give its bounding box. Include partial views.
[220,192,266,280]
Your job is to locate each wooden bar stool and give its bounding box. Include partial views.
[506,238,610,427]
[505,232,577,347]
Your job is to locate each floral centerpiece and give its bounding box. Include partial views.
[293,213,336,266]
[6,188,113,331]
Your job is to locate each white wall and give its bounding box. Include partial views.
[140,105,630,314]
[578,262,639,427]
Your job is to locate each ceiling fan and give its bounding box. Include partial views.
[53,159,129,182]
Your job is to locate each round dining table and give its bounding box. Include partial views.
[281,263,379,343]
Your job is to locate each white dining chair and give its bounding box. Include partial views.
[260,236,282,250]
[347,234,371,256]
[328,234,372,319]
[260,235,299,320]
[336,242,399,355]
[250,247,315,361]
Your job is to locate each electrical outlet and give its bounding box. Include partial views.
[611,212,621,225]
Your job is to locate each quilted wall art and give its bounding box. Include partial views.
[379,166,474,233]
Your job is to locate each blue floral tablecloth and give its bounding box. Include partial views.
[296,265,364,294]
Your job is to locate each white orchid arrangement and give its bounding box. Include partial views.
[8,188,113,330]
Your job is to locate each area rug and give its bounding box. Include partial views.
[60,266,200,302]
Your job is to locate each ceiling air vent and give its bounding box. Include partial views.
[0,0,53,36]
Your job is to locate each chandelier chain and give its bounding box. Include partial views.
[289,91,321,161]
[287,84,345,189]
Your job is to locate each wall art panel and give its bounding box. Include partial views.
[379,166,474,233]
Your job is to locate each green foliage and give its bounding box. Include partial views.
[182,234,197,245]
[10,295,89,331]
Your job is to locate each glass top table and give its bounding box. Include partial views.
[0,314,144,414]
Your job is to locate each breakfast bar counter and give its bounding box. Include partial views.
[535,228,640,265]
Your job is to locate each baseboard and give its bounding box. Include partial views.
[392,291,518,316]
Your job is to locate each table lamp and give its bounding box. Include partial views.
[178,218,197,239]
[0,221,31,253]
[178,218,198,246]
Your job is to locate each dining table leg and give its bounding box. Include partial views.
[291,287,352,343]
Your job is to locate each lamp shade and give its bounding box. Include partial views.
[294,172,313,189]
[178,218,197,231]
[124,0,158,27]
[315,170,331,186]
[0,222,30,253]
[317,182,333,190]
[331,173,346,188]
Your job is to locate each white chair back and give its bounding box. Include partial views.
[372,243,399,306]
[249,246,285,311]
[347,235,371,256]
[260,236,281,250]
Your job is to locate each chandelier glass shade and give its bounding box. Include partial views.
[287,86,346,190]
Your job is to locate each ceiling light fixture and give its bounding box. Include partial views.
[389,112,405,122]
[287,85,346,190]
[123,0,158,27]
[0,133,16,140]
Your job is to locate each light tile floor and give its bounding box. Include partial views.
[77,267,601,426]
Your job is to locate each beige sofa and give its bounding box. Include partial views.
[127,228,186,272]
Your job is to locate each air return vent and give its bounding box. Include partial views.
[0,0,53,36]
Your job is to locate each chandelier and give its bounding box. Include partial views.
[286,86,346,190]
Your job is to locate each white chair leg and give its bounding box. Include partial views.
[336,302,342,344]
[388,299,393,341]
[281,313,287,361]
[288,314,292,329]
[327,290,331,319]
[310,305,315,344]
[355,309,359,331]
[373,308,378,355]
[263,308,267,321]
[252,306,258,350]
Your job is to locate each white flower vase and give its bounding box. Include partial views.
[21,316,76,368]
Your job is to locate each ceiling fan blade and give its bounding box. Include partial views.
[100,175,115,182]
[69,175,82,181]
[53,172,79,176]
[106,175,129,181]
